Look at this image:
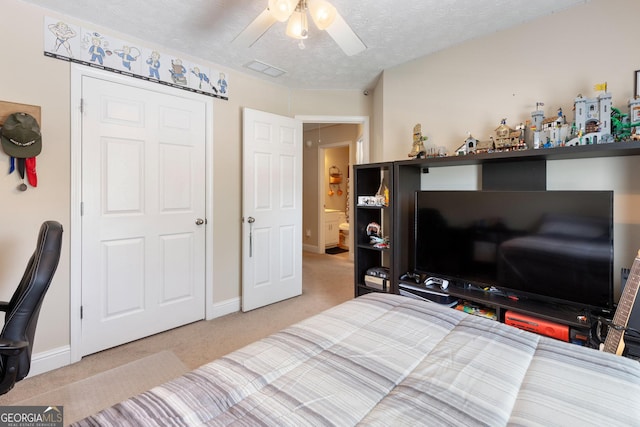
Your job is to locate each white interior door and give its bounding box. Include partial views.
[242,108,302,311]
[80,75,207,356]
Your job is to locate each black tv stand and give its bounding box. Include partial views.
[445,282,591,327]
[397,275,600,345]
[441,281,604,346]
[354,143,640,348]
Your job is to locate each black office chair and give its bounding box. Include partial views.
[0,220,63,395]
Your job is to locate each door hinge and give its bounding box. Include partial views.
[80,202,84,216]
[80,305,83,319]
[80,98,84,113]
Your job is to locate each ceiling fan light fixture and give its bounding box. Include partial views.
[268,0,297,22]
[236,0,363,55]
[308,0,337,30]
[285,8,309,39]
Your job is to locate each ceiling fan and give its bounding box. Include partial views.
[232,0,366,56]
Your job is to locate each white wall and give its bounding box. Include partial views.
[376,0,640,299]
[0,0,370,368]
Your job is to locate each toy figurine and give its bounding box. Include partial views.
[464,132,478,154]
[493,118,525,150]
[408,123,428,158]
[568,88,614,145]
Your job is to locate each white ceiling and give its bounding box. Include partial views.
[24,0,588,91]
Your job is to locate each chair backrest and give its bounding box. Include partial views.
[1,221,63,381]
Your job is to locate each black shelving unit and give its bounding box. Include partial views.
[354,140,640,346]
[392,140,640,289]
[353,162,394,296]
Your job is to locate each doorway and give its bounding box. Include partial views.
[298,115,369,258]
[320,142,350,255]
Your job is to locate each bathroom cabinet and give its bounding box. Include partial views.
[324,210,341,248]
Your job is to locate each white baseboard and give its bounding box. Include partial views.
[27,299,241,378]
[303,244,322,253]
[207,296,240,320]
[209,245,333,319]
[29,345,72,377]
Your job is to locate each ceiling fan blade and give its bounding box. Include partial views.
[231,8,277,48]
[325,13,366,56]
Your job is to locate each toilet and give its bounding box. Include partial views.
[338,212,349,250]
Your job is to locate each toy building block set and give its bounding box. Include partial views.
[410,83,640,159]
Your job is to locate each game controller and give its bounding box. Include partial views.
[424,276,449,291]
[399,272,421,284]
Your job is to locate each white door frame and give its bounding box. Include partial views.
[296,115,369,255]
[69,65,215,363]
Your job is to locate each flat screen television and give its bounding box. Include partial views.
[414,190,614,309]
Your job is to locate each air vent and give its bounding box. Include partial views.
[244,60,287,78]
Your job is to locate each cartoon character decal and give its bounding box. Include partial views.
[81,32,111,65]
[114,45,140,71]
[89,36,106,65]
[45,19,230,100]
[169,59,187,85]
[217,72,228,94]
[48,21,77,57]
[146,51,161,79]
[191,67,218,93]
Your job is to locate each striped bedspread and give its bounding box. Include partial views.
[73,293,640,426]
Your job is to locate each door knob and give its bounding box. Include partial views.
[195,218,205,225]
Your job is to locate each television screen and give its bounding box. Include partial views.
[414,190,614,309]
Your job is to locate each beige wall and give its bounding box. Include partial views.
[371,77,384,162]
[376,0,640,298]
[1,0,74,355]
[0,0,370,366]
[292,90,371,117]
[380,0,640,159]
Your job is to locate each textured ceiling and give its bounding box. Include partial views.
[23,0,588,91]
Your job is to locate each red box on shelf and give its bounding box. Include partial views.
[505,310,569,342]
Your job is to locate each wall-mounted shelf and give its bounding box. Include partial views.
[0,100,41,125]
[394,140,640,191]
[396,140,640,169]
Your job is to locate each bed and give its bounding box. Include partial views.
[72,293,640,426]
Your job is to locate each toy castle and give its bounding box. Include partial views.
[457,85,640,156]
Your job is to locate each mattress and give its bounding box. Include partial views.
[72,293,640,426]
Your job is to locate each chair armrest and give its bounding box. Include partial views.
[0,301,9,312]
[0,339,28,356]
[0,339,27,395]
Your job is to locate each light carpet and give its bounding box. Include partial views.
[15,350,188,425]
[1,251,353,423]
